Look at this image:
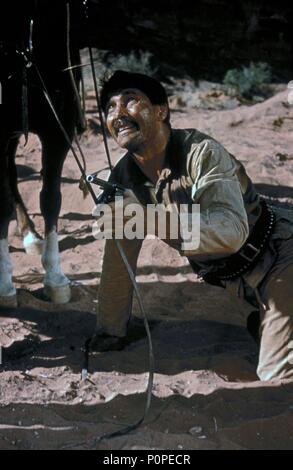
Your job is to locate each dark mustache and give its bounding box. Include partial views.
[113,117,138,131]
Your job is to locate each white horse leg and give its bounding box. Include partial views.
[15,201,44,255]
[42,228,71,304]
[23,231,43,255]
[0,238,17,306]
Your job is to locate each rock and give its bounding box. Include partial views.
[189,426,203,435]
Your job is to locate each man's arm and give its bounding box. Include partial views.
[181,138,249,260]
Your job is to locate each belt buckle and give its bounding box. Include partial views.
[239,243,260,263]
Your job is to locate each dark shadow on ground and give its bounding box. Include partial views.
[0,278,253,375]
[16,164,38,179]
[59,235,95,252]
[0,383,293,450]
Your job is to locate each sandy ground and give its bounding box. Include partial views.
[0,85,293,450]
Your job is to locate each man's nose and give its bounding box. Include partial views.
[112,101,128,119]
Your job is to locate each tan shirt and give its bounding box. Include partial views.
[97,128,293,336]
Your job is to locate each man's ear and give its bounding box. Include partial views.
[157,104,169,121]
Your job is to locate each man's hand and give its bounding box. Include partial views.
[115,189,141,208]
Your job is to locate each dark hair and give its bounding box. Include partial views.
[100,70,170,123]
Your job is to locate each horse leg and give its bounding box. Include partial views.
[0,137,17,306]
[39,130,72,304]
[7,137,43,255]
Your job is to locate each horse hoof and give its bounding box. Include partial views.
[43,284,71,304]
[23,232,43,255]
[0,294,18,309]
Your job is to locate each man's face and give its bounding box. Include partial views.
[105,88,165,152]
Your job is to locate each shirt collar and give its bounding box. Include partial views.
[125,129,175,186]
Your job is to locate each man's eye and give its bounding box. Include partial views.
[107,104,114,113]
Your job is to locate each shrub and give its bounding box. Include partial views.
[223,62,272,98]
[106,50,158,76]
[81,49,158,92]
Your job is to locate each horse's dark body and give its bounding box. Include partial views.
[0,1,85,303]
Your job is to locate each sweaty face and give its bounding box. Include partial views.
[105,88,161,152]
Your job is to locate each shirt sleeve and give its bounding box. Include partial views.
[181,138,249,260]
